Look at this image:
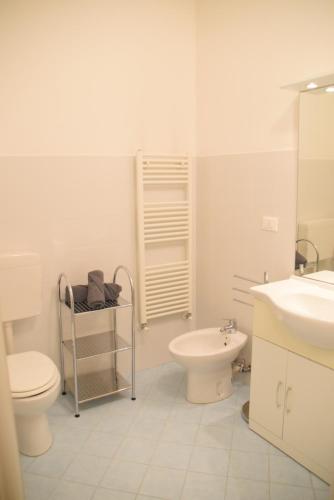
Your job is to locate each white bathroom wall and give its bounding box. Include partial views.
[0,0,197,369]
[2,0,334,369]
[0,159,196,369]
[0,0,196,156]
[196,0,334,359]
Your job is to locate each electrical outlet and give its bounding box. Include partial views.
[262,216,279,232]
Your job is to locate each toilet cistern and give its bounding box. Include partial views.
[0,253,60,456]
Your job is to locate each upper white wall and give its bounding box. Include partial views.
[0,0,196,156]
[196,0,334,156]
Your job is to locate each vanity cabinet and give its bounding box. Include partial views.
[250,338,287,438]
[250,336,334,481]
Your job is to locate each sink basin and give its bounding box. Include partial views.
[251,277,334,350]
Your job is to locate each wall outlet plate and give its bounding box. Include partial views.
[262,216,279,232]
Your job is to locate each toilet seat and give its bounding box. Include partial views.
[7,351,58,399]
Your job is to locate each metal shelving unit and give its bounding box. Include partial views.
[58,266,136,417]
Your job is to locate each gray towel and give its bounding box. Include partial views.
[104,283,122,301]
[65,285,88,306]
[295,251,307,270]
[65,282,122,307]
[87,270,105,309]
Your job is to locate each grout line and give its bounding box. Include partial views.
[178,412,203,499]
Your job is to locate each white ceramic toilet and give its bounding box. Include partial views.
[169,327,247,403]
[0,253,60,456]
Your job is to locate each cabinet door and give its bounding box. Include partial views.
[250,337,288,438]
[283,352,334,471]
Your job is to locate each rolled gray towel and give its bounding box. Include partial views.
[104,283,122,301]
[295,250,307,270]
[87,270,105,309]
[65,285,88,306]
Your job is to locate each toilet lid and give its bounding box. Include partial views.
[7,351,58,398]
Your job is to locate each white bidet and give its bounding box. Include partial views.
[169,328,247,403]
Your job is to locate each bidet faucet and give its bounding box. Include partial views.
[220,318,237,335]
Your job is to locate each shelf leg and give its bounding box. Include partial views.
[58,288,66,398]
[71,318,80,418]
[131,303,136,402]
[113,309,118,386]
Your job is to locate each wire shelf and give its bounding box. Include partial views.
[63,295,132,315]
[58,266,136,416]
[63,331,131,359]
[67,369,131,404]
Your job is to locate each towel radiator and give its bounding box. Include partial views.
[136,151,192,329]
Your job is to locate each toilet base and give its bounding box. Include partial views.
[186,364,233,403]
[15,413,52,456]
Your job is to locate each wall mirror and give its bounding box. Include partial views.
[293,73,334,284]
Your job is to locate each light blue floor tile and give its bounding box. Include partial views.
[196,424,233,449]
[138,399,173,421]
[64,453,111,486]
[25,364,321,500]
[93,487,136,500]
[151,441,193,470]
[140,466,186,500]
[52,425,92,453]
[189,446,230,476]
[268,444,288,457]
[135,383,154,398]
[50,479,95,500]
[228,450,269,481]
[20,453,35,471]
[270,483,315,500]
[231,425,270,454]
[69,406,105,429]
[23,472,58,500]
[181,471,226,500]
[269,455,312,487]
[311,474,330,490]
[83,431,124,459]
[106,394,143,416]
[169,402,204,424]
[135,367,160,385]
[201,405,237,427]
[97,412,134,434]
[148,382,181,402]
[115,436,157,463]
[128,415,165,441]
[100,460,148,493]
[236,385,250,404]
[137,496,164,500]
[161,421,199,445]
[48,395,73,416]
[314,489,330,500]
[225,477,269,500]
[26,449,75,478]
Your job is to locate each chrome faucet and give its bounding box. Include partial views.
[296,238,319,272]
[220,318,237,335]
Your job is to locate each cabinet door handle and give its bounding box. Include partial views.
[285,386,293,413]
[275,381,283,408]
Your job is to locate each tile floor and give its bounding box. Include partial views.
[21,362,330,500]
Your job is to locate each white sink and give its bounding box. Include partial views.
[251,277,334,350]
